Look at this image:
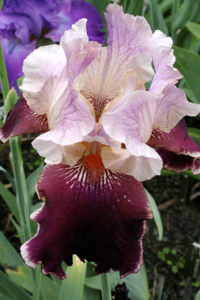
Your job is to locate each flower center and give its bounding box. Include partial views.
[82,154,105,184]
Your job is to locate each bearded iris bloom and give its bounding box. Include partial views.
[0,0,105,93]
[1,3,200,279]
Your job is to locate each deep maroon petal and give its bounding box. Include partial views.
[0,98,49,142]
[21,154,152,279]
[147,119,200,174]
[157,149,200,174]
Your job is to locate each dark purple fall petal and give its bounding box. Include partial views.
[147,119,200,174]
[21,154,152,279]
[157,150,200,174]
[0,98,49,142]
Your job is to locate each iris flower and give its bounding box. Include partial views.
[1,3,200,279]
[0,0,105,93]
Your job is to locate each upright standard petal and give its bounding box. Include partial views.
[21,154,152,279]
[150,30,182,94]
[105,2,152,55]
[19,26,100,164]
[75,4,154,121]
[60,18,101,79]
[20,44,67,115]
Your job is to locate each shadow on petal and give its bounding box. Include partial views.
[21,154,152,279]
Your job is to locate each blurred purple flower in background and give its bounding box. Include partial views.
[0,0,105,93]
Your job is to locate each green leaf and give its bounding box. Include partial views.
[59,256,86,300]
[4,88,18,116]
[158,251,166,261]
[174,46,200,103]
[0,182,20,222]
[172,0,200,31]
[160,0,174,14]
[195,290,200,300]
[0,166,15,191]
[0,0,3,10]
[109,266,149,300]
[145,189,163,241]
[31,201,42,213]
[182,87,199,104]
[149,0,168,34]
[188,128,200,146]
[83,261,101,300]
[41,276,61,300]
[161,168,200,180]
[6,266,33,293]
[88,0,109,29]
[83,287,101,300]
[6,265,60,300]
[0,232,23,267]
[0,294,13,300]
[85,265,149,300]
[26,163,44,200]
[84,275,101,290]
[0,271,32,300]
[163,247,170,254]
[185,21,200,40]
[126,0,144,15]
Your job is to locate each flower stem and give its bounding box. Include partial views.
[0,41,10,98]
[101,273,112,300]
[32,265,42,300]
[0,40,32,242]
[10,137,32,242]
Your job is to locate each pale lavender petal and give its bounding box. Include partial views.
[83,119,121,149]
[21,154,152,279]
[45,0,105,45]
[150,30,182,94]
[20,34,96,163]
[101,147,162,182]
[153,84,200,132]
[105,3,153,55]
[76,4,155,120]
[60,19,101,79]
[102,90,158,148]
[31,86,95,164]
[20,44,67,115]
[102,90,163,180]
[76,47,153,121]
